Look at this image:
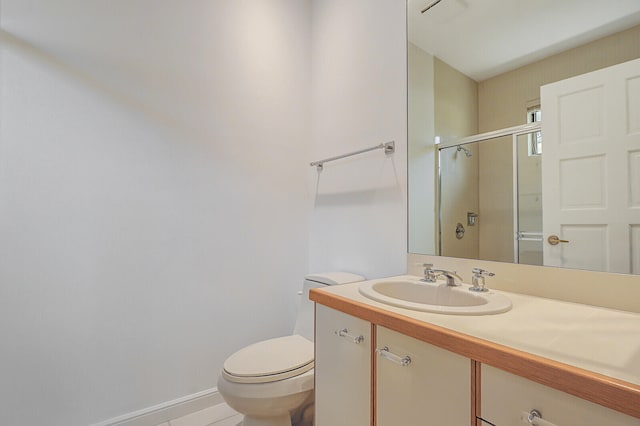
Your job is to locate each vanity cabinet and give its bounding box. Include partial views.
[480,365,640,426]
[376,326,470,425]
[314,305,371,426]
[314,306,471,426]
[311,284,640,425]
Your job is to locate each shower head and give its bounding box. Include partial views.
[457,145,472,158]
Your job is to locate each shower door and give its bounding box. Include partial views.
[514,133,543,266]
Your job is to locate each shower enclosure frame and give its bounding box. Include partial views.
[436,122,542,262]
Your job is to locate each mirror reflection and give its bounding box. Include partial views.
[408,0,640,274]
[438,132,543,266]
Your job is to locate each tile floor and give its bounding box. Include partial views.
[155,402,314,426]
[155,403,242,426]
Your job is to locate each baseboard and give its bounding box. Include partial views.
[90,387,223,426]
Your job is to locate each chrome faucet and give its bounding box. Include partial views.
[470,268,495,292]
[420,264,462,286]
[432,270,463,286]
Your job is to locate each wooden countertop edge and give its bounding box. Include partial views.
[310,288,640,419]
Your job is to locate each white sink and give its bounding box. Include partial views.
[358,277,512,315]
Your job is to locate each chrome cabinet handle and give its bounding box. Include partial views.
[521,410,556,426]
[334,328,364,344]
[376,346,411,367]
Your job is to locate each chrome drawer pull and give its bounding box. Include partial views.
[334,328,364,344]
[521,410,556,426]
[376,346,411,367]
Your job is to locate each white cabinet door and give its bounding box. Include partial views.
[481,365,640,426]
[314,305,371,426]
[376,326,471,426]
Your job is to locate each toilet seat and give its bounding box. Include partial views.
[222,335,314,384]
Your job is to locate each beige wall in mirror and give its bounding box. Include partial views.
[408,0,640,276]
[435,58,478,260]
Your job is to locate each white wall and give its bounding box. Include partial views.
[0,2,311,425]
[0,1,409,424]
[309,0,407,279]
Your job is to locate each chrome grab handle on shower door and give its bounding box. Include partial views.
[516,231,543,242]
[376,346,411,367]
[334,328,364,344]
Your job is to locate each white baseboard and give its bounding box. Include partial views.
[91,387,223,426]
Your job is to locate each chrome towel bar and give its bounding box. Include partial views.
[310,141,395,171]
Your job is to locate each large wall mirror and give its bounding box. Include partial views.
[408,0,640,274]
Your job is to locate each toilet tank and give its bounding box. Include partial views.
[293,272,365,342]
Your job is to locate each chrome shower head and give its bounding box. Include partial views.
[456,145,472,158]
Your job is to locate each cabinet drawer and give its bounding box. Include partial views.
[481,365,639,426]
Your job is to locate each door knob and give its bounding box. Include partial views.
[547,235,569,245]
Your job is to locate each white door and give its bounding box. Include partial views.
[541,58,640,273]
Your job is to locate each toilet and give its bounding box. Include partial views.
[217,272,365,426]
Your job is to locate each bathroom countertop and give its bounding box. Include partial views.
[310,275,640,418]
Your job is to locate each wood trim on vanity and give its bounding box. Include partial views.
[371,323,376,426]
[471,360,481,426]
[310,289,640,420]
[313,304,317,426]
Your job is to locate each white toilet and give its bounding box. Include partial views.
[217,272,365,426]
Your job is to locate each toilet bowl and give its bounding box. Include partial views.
[217,336,314,426]
[217,272,365,426]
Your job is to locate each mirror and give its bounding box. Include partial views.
[408,0,640,274]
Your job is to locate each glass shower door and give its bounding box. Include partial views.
[515,132,543,266]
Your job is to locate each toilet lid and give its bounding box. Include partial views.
[222,335,314,384]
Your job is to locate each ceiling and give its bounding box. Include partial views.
[408,0,640,81]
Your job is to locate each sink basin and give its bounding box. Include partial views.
[358,278,512,315]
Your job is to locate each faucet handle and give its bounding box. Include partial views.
[420,264,437,282]
[413,262,433,271]
[470,268,494,292]
[472,268,494,277]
